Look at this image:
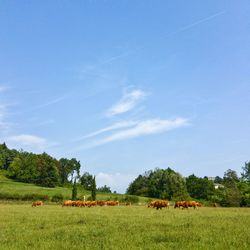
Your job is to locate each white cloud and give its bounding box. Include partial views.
[75,121,138,141]
[106,89,146,117]
[93,118,189,146]
[5,134,60,154]
[4,134,55,153]
[96,172,136,194]
[8,134,46,147]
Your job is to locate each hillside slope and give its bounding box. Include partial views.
[0,171,148,202]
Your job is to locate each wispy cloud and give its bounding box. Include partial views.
[33,94,70,110]
[98,118,189,144]
[106,89,147,117]
[174,10,226,34]
[80,10,226,76]
[80,118,189,149]
[6,134,60,153]
[75,121,138,141]
[7,134,47,147]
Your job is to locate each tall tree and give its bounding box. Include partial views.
[8,151,38,183]
[127,174,149,196]
[127,168,189,200]
[186,174,215,200]
[72,179,77,201]
[91,176,96,201]
[59,158,81,185]
[241,162,250,183]
[222,169,241,207]
[214,176,223,184]
[0,143,18,170]
[35,153,59,187]
[80,172,94,190]
[223,169,239,187]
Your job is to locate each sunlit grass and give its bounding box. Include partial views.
[0,171,148,202]
[0,204,250,249]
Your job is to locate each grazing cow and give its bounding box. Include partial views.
[62,200,73,207]
[89,201,97,207]
[187,201,202,209]
[174,201,202,209]
[148,201,156,208]
[148,200,170,210]
[32,201,44,207]
[97,200,106,206]
[174,201,189,209]
[106,200,119,206]
[196,202,202,207]
[186,201,197,209]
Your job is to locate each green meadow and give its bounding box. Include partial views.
[0,172,147,203]
[0,204,250,250]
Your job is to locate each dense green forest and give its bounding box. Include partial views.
[126,164,250,207]
[1,142,250,206]
[0,143,81,187]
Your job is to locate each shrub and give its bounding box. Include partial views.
[120,195,139,204]
[21,194,36,201]
[0,193,21,200]
[33,194,49,201]
[86,196,92,201]
[51,194,64,202]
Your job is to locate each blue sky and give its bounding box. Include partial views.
[0,0,250,193]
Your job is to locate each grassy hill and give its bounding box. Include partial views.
[0,171,148,203]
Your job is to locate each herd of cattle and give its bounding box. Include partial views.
[147,200,202,210]
[62,200,120,207]
[174,200,202,209]
[31,199,202,209]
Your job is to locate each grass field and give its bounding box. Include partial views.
[0,171,148,202]
[0,204,250,250]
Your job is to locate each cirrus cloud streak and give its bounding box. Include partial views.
[75,121,138,141]
[81,118,189,149]
[106,89,147,117]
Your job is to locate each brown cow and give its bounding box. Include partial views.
[196,201,202,207]
[106,200,119,206]
[97,200,106,206]
[148,200,169,210]
[174,201,188,209]
[32,201,44,207]
[186,201,197,209]
[148,200,156,208]
[62,200,73,207]
[174,201,202,209]
[89,201,97,207]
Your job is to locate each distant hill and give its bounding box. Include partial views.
[0,170,148,203]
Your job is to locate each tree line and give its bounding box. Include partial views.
[126,163,250,207]
[0,142,111,195]
[0,143,81,187]
[2,142,250,206]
